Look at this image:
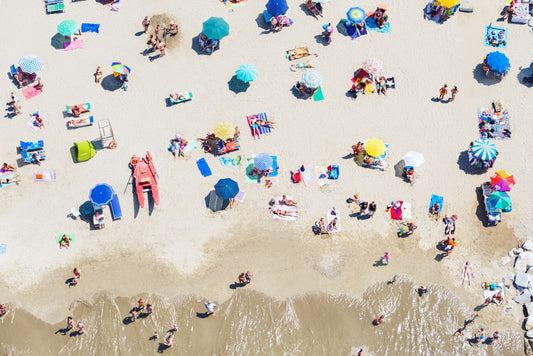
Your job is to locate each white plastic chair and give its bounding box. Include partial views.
[70,207,80,220]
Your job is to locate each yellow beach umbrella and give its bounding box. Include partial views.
[437,0,459,8]
[365,138,386,157]
[213,121,235,140]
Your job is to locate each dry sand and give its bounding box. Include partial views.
[1,0,533,351]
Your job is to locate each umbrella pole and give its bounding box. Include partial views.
[123,173,133,194]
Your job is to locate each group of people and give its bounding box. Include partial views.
[142,16,178,57]
[346,194,377,217]
[169,135,189,159]
[12,66,43,90]
[295,81,318,98]
[128,298,153,323]
[197,128,239,155]
[370,6,388,28]
[237,271,254,286]
[438,84,459,102]
[269,14,293,32]
[199,33,219,54]
[249,114,274,138]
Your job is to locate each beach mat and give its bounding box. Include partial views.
[219,155,242,167]
[81,23,100,33]
[245,163,259,183]
[34,170,56,182]
[313,86,324,102]
[478,107,511,139]
[57,234,75,243]
[429,194,444,213]
[64,40,84,51]
[366,17,391,34]
[484,25,507,48]
[196,158,212,177]
[0,243,6,255]
[22,86,43,99]
[302,165,317,186]
[26,114,45,131]
[270,156,278,177]
[316,166,329,186]
[327,210,341,232]
[459,0,473,12]
[235,189,246,202]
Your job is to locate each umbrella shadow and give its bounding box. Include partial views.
[191,36,209,55]
[517,66,533,88]
[473,63,503,86]
[228,75,250,94]
[336,20,349,37]
[101,74,123,91]
[457,150,485,175]
[393,160,406,179]
[255,13,271,32]
[205,191,229,212]
[290,86,311,100]
[51,33,70,50]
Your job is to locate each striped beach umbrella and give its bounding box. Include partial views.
[236,64,258,83]
[471,139,498,161]
[365,138,386,157]
[254,153,273,171]
[347,7,366,25]
[490,170,515,191]
[18,55,43,73]
[302,70,322,89]
[57,20,79,36]
[362,58,383,76]
[111,62,131,75]
[488,190,511,209]
[213,121,235,140]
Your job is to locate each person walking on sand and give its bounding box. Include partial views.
[130,307,138,322]
[462,261,473,286]
[73,267,81,278]
[77,321,85,335]
[137,298,146,311]
[450,86,458,102]
[205,301,216,316]
[381,252,390,265]
[359,201,368,215]
[245,271,254,285]
[368,201,376,216]
[66,316,74,330]
[389,275,398,284]
[439,84,447,101]
[142,16,150,32]
[373,315,385,325]
[10,93,21,115]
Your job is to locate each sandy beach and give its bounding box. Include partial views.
[1,0,533,354]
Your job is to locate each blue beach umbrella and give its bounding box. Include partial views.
[214,178,239,199]
[266,0,289,17]
[471,139,498,161]
[488,190,511,209]
[18,55,43,73]
[302,70,322,89]
[347,7,366,25]
[485,51,510,73]
[89,183,115,208]
[254,153,273,171]
[236,64,258,83]
[202,17,229,40]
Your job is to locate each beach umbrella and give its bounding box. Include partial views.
[362,58,383,76]
[486,51,510,73]
[254,153,273,171]
[365,138,386,157]
[488,191,512,209]
[202,17,229,40]
[18,55,42,73]
[57,20,79,36]
[213,121,235,140]
[266,0,289,16]
[347,7,366,25]
[402,151,425,168]
[111,62,131,75]
[490,170,515,191]
[471,139,498,161]
[89,183,115,208]
[235,64,258,83]
[302,70,322,89]
[214,178,239,199]
[436,0,459,8]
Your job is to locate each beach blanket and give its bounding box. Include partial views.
[34,170,56,182]
[22,86,43,99]
[0,244,6,255]
[313,86,324,102]
[316,166,329,186]
[81,23,100,33]
[235,190,246,202]
[483,282,503,300]
[223,0,247,8]
[0,173,16,189]
[26,114,46,131]
[302,165,317,186]
[390,201,412,220]
[385,77,396,90]
[57,234,75,243]
[272,205,297,221]
[64,39,84,51]
[327,210,341,233]
[484,25,507,49]
[196,158,212,177]
[219,155,242,167]
[366,17,391,34]
[478,107,511,139]
[245,163,259,183]
[345,21,368,39]
[270,156,278,177]
[429,194,444,212]
[247,114,272,138]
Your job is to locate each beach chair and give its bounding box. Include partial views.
[481,182,501,226]
[9,65,16,77]
[47,2,65,13]
[169,92,193,104]
[110,193,122,220]
[263,10,274,24]
[20,140,46,163]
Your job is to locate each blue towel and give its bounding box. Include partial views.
[484,26,507,49]
[328,165,339,179]
[258,112,271,134]
[429,194,444,212]
[345,21,367,39]
[366,17,391,34]
[81,23,100,33]
[0,243,6,254]
[270,156,278,177]
[196,158,212,177]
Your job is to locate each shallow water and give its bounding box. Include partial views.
[0,280,523,355]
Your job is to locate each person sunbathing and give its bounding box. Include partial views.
[431,202,440,215]
[258,118,275,128]
[33,78,43,90]
[14,70,28,87]
[272,209,298,217]
[34,114,45,128]
[270,16,281,32]
[32,153,41,166]
[280,195,297,206]
[406,168,415,185]
[0,176,18,185]
[60,235,71,249]
[170,93,186,101]
[377,77,387,95]
[71,105,83,117]
[328,217,338,231]
[502,3,515,21]
[2,163,16,172]
[249,116,261,137]
[305,0,323,20]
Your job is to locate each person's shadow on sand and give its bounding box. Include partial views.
[196,312,210,319]
[65,278,77,288]
[373,259,386,267]
[229,282,246,290]
[157,343,170,353]
[55,327,72,335]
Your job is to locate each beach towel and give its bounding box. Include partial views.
[345,21,368,39]
[484,25,507,49]
[429,194,444,213]
[64,40,84,51]
[270,156,278,177]
[385,77,396,90]
[316,166,329,186]
[34,170,56,182]
[459,0,473,12]
[483,282,503,300]
[245,163,259,183]
[0,244,6,255]
[196,158,212,177]
[301,165,317,186]
[366,17,391,34]
[390,201,411,220]
[327,210,341,232]
[258,113,272,135]
[235,190,246,202]
[57,234,75,243]
[22,86,43,99]
[26,114,46,131]
[313,86,324,102]
[478,107,511,140]
[81,23,100,33]
[272,205,298,221]
[219,155,242,166]
[0,173,16,188]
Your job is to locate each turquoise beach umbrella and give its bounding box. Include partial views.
[57,20,79,36]
[202,17,229,40]
[236,64,258,83]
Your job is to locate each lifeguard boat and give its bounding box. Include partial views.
[130,152,159,208]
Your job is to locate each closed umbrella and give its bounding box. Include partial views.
[266,0,289,16]
[111,62,131,75]
[402,152,425,168]
[488,191,511,209]
[202,17,229,40]
[347,7,366,24]
[302,70,322,89]
[214,178,239,199]
[486,51,510,73]
[490,170,515,191]
[254,153,273,171]
[57,20,79,36]
[18,55,43,73]
[89,183,115,208]
[471,139,498,161]
[362,58,383,76]
[436,0,459,8]
[213,121,235,140]
[236,64,258,83]
[365,138,386,157]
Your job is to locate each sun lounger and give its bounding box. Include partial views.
[67,116,94,128]
[66,103,91,115]
[169,92,193,104]
[481,182,501,225]
[9,65,16,77]
[47,2,65,13]
[286,47,316,61]
[34,170,56,182]
[110,193,122,220]
[0,173,17,188]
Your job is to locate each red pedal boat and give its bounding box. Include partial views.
[130,152,159,208]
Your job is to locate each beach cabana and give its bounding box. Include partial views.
[74,140,96,162]
[483,51,510,79]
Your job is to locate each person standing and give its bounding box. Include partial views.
[439,84,447,101]
[450,86,458,102]
[381,252,390,265]
[142,16,150,32]
[10,93,21,115]
[66,316,74,330]
[359,201,368,215]
[245,271,254,285]
[77,321,85,335]
[205,301,216,316]
[146,304,153,314]
[368,202,376,216]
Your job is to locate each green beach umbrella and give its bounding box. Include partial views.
[488,190,511,209]
[57,20,79,36]
[202,17,229,40]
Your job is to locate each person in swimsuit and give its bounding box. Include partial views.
[34,114,45,128]
[238,272,246,285]
[33,78,43,90]
[60,235,71,249]
[373,315,385,325]
[319,217,328,233]
[368,201,377,216]
[77,321,85,334]
[10,93,21,115]
[258,118,275,128]
[454,325,467,336]
[417,285,428,296]
[0,304,7,317]
[146,304,153,314]
[377,76,387,95]
[154,24,161,38]
[249,116,261,138]
[164,332,174,347]
[0,176,18,185]
[439,84,448,101]
[245,271,253,284]
[142,16,150,32]
[306,0,322,19]
[71,105,83,117]
[476,328,487,342]
[450,86,458,102]
[205,301,217,316]
[462,261,473,286]
[137,298,146,310]
[280,195,297,206]
[95,67,103,83]
[2,163,16,172]
[73,267,81,278]
[273,209,298,217]
[66,316,74,330]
